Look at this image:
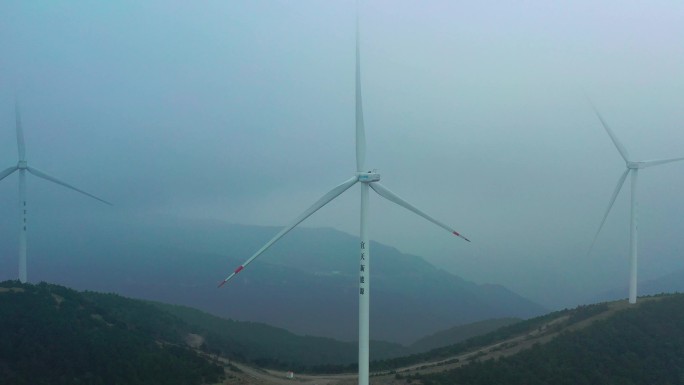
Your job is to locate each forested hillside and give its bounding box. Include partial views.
[408,317,520,353]
[151,301,407,370]
[0,281,223,385]
[414,295,684,385]
[0,280,410,380]
[6,279,684,385]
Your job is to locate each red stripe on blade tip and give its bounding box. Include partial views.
[453,231,471,242]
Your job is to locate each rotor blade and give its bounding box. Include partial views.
[219,176,359,287]
[0,166,18,182]
[355,9,366,172]
[27,167,112,205]
[587,99,630,162]
[15,101,26,161]
[369,182,470,242]
[588,168,630,253]
[640,156,684,168]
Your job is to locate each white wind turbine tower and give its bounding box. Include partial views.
[0,102,111,283]
[588,101,684,304]
[219,12,470,385]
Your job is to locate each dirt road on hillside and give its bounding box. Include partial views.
[215,299,654,385]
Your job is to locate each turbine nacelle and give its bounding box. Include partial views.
[220,11,470,385]
[627,161,644,169]
[357,171,380,183]
[3,102,112,283]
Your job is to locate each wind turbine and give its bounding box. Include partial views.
[218,12,470,385]
[0,102,111,283]
[588,101,684,304]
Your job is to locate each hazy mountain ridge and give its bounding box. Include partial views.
[0,216,546,344]
[408,317,521,353]
[592,267,684,304]
[0,280,527,377]
[151,301,408,367]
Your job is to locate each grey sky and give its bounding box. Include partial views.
[1,1,683,308]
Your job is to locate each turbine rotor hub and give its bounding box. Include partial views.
[357,171,381,183]
[627,161,643,169]
[17,160,27,170]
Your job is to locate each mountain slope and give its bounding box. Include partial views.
[0,281,223,385]
[382,295,684,385]
[11,281,683,385]
[0,216,545,344]
[151,301,407,368]
[408,317,520,353]
[0,280,412,375]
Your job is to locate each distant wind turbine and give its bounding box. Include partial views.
[588,100,684,304]
[0,102,111,283]
[218,12,470,385]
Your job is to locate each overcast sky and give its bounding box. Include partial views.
[1,1,683,308]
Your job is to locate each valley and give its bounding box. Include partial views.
[3,280,683,385]
[208,297,659,385]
